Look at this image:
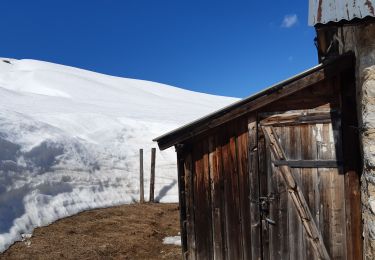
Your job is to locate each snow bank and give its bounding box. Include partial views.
[163,236,181,246]
[0,58,238,252]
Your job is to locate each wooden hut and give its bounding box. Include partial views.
[309,1,375,257]
[154,54,362,259]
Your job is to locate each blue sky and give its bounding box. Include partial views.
[0,1,317,98]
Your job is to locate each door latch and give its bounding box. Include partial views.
[252,193,277,229]
[259,193,276,212]
[265,217,276,225]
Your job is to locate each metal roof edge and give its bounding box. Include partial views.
[310,16,375,27]
[308,0,375,26]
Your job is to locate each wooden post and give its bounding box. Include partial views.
[139,149,144,203]
[150,148,156,202]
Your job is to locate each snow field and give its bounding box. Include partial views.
[0,58,238,252]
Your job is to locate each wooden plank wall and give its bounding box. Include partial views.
[179,117,252,260]
[176,73,362,260]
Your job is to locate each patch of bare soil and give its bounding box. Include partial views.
[0,203,181,260]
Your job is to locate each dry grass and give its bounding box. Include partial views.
[0,203,181,260]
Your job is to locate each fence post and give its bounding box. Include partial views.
[149,148,156,202]
[139,149,144,203]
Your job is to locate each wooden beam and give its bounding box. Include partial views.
[273,160,342,168]
[263,126,331,260]
[339,66,363,260]
[259,110,339,127]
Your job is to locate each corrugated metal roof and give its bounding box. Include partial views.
[309,0,375,25]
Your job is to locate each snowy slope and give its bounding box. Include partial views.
[0,58,238,252]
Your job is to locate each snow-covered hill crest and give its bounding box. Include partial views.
[0,58,238,252]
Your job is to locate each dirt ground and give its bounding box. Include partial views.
[0,203,182,260]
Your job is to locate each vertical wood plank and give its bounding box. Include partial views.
[267,136,279,260]
[318,125,332,259]
[344,170,362,260]
[222,125,242,260]
[209,135,225,260]
[203,138,214,260]
[184,152,196,260]
[300,125,315,259]
[268,127,290,259]
[257,126,269,260]
[340,67,362,260]
[236,119,252,260]
[277,166,289,260]
[249,116,262,260]
[193,140,212,259]
[332,121,347,260]
[193,141,205,259]
[288,126,303,260]
[177,149,188,258]
[318,122,346,260]
[218,134,228,259]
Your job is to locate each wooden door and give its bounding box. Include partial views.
[257,110,346,260]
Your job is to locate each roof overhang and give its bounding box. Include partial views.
[309,0,375,26]
[154,54,354,150]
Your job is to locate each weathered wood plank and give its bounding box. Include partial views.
[202,138,214,259]
[268,147,280,260]
[273,160,341,168]
[319,122,347,260]
[286,126,303,260]
[222,126,243,260]
[193,140,212,259]
[208,135,225,260]
[249,116,262,260]
[263,126,331,260]
[258,126,269,260]
[236,119,252,260]
[277,168,289,260]
[184,151,196,260]
[332,119,348,260]
[261,79,338,113]
[340,67,362,260]
[275,127,289,260]
[217,134,229,259]
[344,170,362,260]
[193,142,205,259]
[259,110,336,127]
[300,124,315,259]
[318,125,332,260]
[177,149,188,258]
